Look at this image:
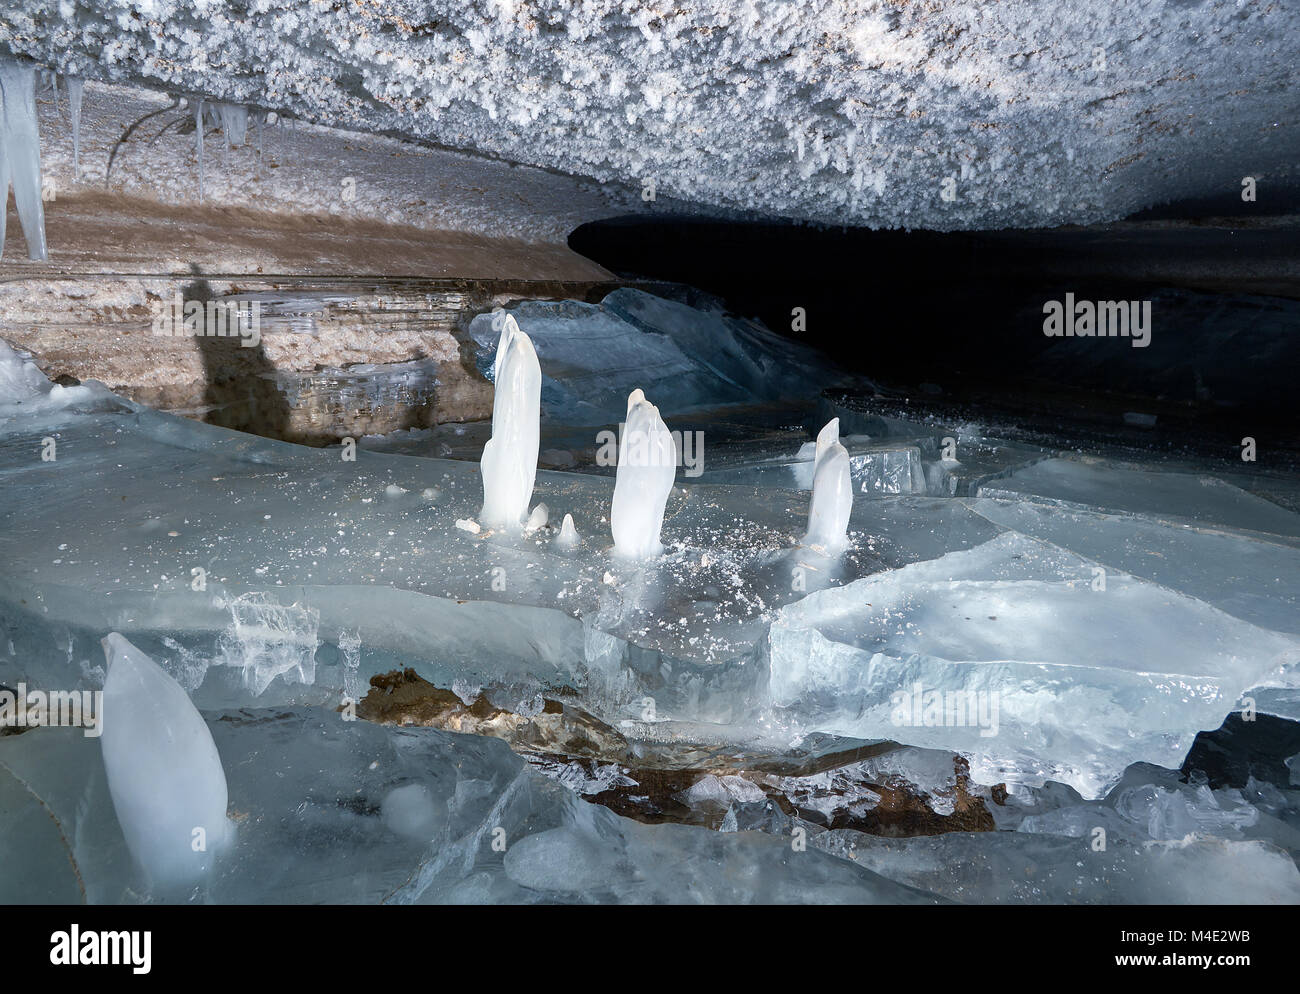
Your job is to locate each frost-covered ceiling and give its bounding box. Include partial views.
[3,0,1298,230]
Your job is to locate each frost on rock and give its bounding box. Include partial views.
[611,389,677,560]
[100,633,234,891]
[5,1,1298,230]
[479,314,541,532]
[0,58,47,261]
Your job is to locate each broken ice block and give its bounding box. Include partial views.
[100,633,234,891]
[769,532,1300,797]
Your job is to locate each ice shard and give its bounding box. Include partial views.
[479,314,540,531]
[611,388,677,560]
[99,633,235,891]
[66,76,83,181]
[0,59,48,261]
[802,419,852,551]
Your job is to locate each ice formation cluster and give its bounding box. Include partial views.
[3,0,1298,229]
[1,289,1299,904]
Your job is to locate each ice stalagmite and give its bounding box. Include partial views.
[67,77,83,182]
[0,59,48,261]
[803,418,852,551]
[479,314,540,531]
[100,633,235,891]
[611,389,677,559]
[555,513,580,550]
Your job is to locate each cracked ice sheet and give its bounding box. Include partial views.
[978,456,1300,542]
[813,829,1300,905]
[768,532,1300,798]
[0,717,937,904]
[0,376,1010,734]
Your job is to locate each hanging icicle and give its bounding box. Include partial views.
[196,97,205,204]
[0,59,49,262]
[67,77,83,183]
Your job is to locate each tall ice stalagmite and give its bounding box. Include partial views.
[100,633,235,892]
[479,313,541,531]
[611,388,677,559]
[803,418,852,551]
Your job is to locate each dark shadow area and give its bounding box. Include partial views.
[570,206,1300,449]
[183,263,291,440]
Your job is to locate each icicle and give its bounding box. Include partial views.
[67,77,83,183]
[0,59,49,261]
[803,419,852,552]
[256,112,263,179]
[196,98,204,203]
[479,314,541,531]
[215,103,248,174]
[611,389,677,560]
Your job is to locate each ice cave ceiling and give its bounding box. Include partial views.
[3,0,1298,231]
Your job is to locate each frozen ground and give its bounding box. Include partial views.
[3,0,1299,231]
[0,288,1298,904]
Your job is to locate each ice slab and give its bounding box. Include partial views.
[769,532,1300,797]
[980,457,1300,540]
[468,289,842,422]
[814,828,1300,905]
[966,498,1300,635]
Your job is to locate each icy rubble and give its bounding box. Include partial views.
[5,1,1298,230]
[1,316,1299,901]
[0,710,935,904]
